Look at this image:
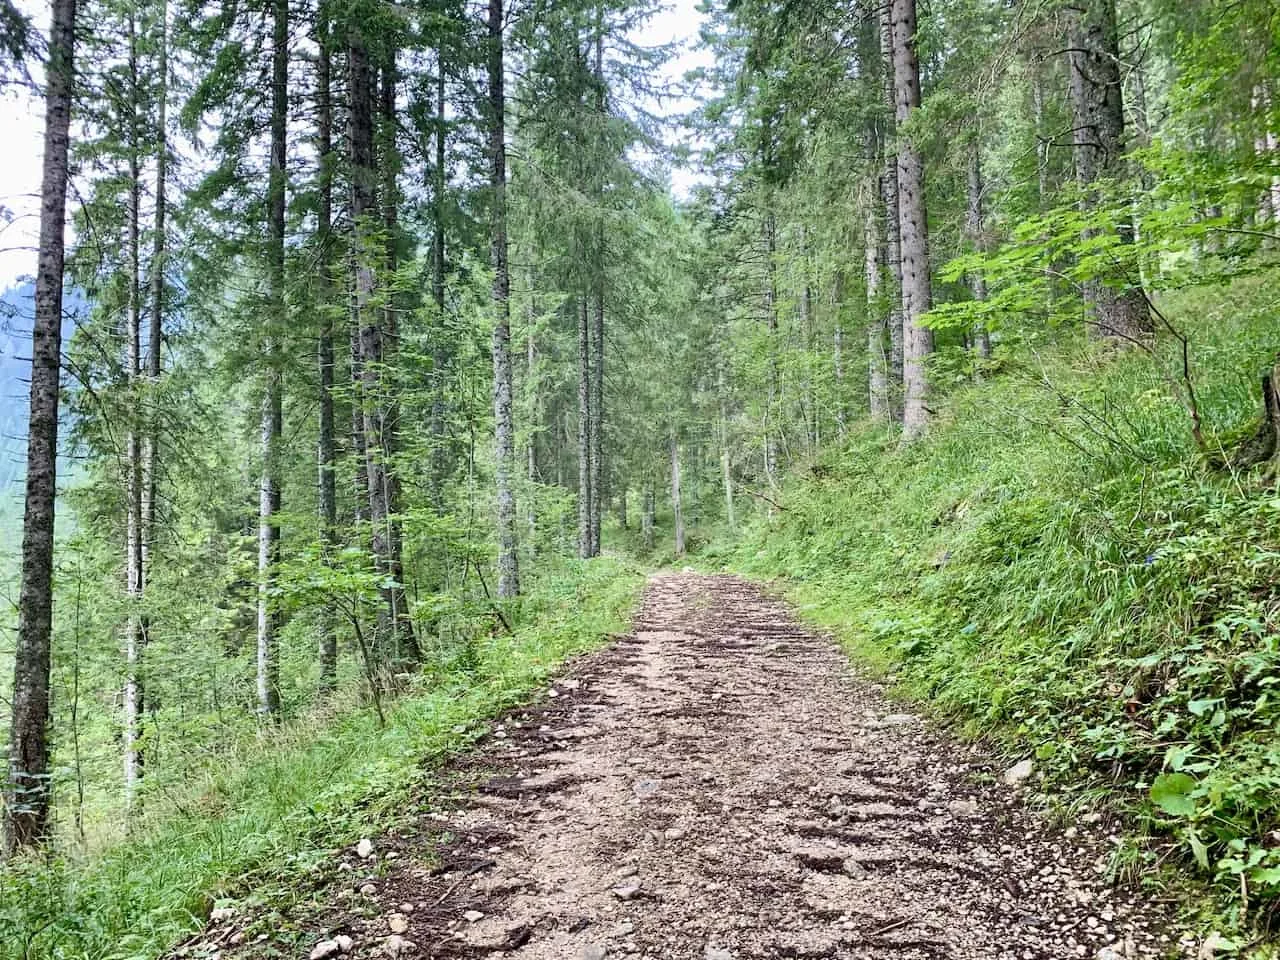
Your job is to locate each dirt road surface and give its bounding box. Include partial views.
[195,573,1189,960]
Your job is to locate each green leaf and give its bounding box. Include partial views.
[1150,772,1198,817]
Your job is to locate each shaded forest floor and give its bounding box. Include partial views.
[180,573,1194,960]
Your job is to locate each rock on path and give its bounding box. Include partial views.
[191,573,1192,959]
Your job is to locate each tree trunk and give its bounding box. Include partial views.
[965,138,992,360]
[671,435,684,558]
[526,293,537,548]
[123,13,144,809]
[141,0,167,710]
[316,5,338,691]
[641,483,654,551]
[762,208,778,484]
[719,361,734,530]
[879,3,904,413]
[256,0,288,717]
[7,0,75,855]
[429,49,448,512]
[865,167,890,422]
[892,0,933,441]
[351,37,416,664]
[1066,0,1151,341]
[577,297,591,558]
[488,0,519,597]
[833,270,847,438]
[589,286,604,556]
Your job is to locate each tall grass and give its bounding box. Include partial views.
[0,557,645,960]
[713,271,1280,934]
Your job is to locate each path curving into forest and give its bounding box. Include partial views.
[198,573,1191,960]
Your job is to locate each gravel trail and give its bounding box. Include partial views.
[195,573,1189,960]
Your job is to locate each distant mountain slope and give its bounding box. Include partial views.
[0,281,79,543]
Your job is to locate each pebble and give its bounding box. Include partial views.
[388,913,410,934]
[704,947,734,960]
[463,910,485,923]
[356,838,374,859]
[360,883,377,896]
[580,946,607,960]
[310,940,342,960]
[613,882,642,900]
[1003,759,1035,786]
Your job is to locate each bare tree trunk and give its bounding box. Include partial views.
[351,38,417,664]
[641,482,654,551]
[488,0,519,597]
[316,5,338,690]
[865,167,890,422]
[763,208,778,484]
[577,297,591,558]
[892,0,933,440]
[879,3,903,414]
[429,49,448,512]
[833,270,847,438]
[589,287,604,556]
[718,359,734,529]
[6,0,75,854]
[965,138,992,360]
[671,435,684,558]
[123,13,144,809]
[1067,0,1151,340]
[257,0,288,716]
[526,293,537,548]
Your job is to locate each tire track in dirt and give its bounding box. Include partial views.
[191,573,1190,960]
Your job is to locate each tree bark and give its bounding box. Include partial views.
[351,36,417,663]
[577,296,591,558]
[879,3,904,413]
[316,4,338,690]
[641,483,655,552]
[7,0,75,855]
[718,359,734,530]
[892,0,933,440]
[429,49,448,512]
[123,12,144,808]
[1066,0,1151,341]
[671,435,684,558]
[965,138,992,360]
[588,286,604,556]
[488,0,519,597]
[762,207,778,483]
[257,0,288,717]
[865,166,890,422]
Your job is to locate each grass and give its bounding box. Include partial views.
[702,271,1280,943]
[0,556,646,960]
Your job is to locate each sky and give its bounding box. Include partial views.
[0,0,713,292]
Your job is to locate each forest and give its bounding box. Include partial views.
[2,0,1280,954]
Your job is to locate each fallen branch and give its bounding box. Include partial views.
[744,488,787,512]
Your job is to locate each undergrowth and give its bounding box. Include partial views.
[0,557,645,960]
[707,271,1280,944]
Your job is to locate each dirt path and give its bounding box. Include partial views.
[201,573,1191,960]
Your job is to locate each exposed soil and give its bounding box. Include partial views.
[187,573,1192,960]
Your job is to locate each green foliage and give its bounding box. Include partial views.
[0,557,644,960]
[720,270,1280,933]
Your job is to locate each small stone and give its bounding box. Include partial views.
[229,933,245,946]
[947,798,979,817]
[463,910,485,923]
[1003,759,1035,786]
[360,883,378,896]
[580,946,608,960]
[383,934,416,957]
[613,882,641,900]
[357,838,374,859]
[704,947,734,960]
[337,861,354,872]
[664,827,686,840]
[310,940,342,960]
[399,902,415,914]
[210,906,236,922]
[388,913,410,934]
[335,935,353,953]
[1096,949,1122,960]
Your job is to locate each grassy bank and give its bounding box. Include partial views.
[706,273,1280,939]
[0,557,645,960]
